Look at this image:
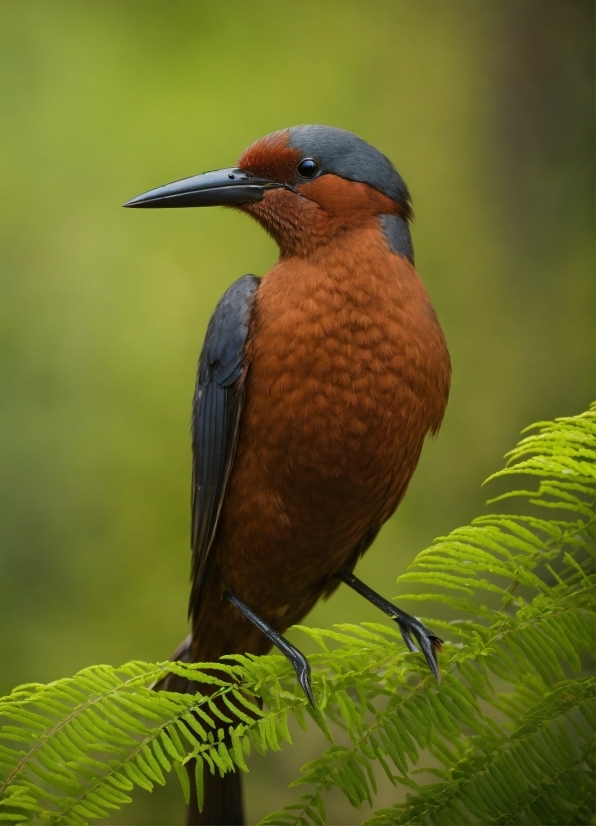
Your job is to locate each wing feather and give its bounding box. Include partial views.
[189,274,260,619]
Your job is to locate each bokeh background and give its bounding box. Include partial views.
[1,1,594,823]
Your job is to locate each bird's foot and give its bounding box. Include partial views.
[336,568,442,682]
[225,590,315,706]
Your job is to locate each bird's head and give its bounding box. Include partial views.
[125,125,413,259]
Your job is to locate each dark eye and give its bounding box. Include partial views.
[297,158,320,179]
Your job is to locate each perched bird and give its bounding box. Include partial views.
[125,125,450,825]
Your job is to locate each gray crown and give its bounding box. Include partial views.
[288,125,411,215]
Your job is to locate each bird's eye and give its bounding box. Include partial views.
[297,158,320,179]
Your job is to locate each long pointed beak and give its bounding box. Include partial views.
[123,167,285,209]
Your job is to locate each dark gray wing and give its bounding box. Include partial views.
[189,274,260,619]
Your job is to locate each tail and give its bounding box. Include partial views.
[154,635,246,825]
[187,760,244,825]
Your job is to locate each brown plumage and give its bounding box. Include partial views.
[192,217,449,662]
[125,125,450,825]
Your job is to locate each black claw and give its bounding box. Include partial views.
[295,657,315,707]
[337,568,442,682]
[409,624,442,683]
[270,631,316,707]
[225,591,316,706]
[394,617,442,682]
[399,627,419,653]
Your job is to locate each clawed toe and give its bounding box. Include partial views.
[225,590,316,706]
[293,656,315,707]
[337,568,442,682]
[397,617,442,682]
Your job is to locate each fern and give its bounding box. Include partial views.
[1,403,594,825]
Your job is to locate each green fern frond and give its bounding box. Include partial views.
[363,677,595,826]
[1,403,594,825]
[265,404,595,825]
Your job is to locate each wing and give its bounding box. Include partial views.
[189,274,260,619]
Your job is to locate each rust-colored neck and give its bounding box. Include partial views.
[237,175,405,259]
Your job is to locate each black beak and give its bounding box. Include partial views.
[123,167,287,209]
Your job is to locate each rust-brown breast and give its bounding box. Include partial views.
[192,223,450,661]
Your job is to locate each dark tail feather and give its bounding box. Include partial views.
[153,636,246,825]
[187,758,244,825]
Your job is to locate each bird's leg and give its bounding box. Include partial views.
[224,590,315,706]
[336,568,443,682]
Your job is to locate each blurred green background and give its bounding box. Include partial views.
[0,1,593,823]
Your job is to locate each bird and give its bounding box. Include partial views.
[125,125,451,825]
